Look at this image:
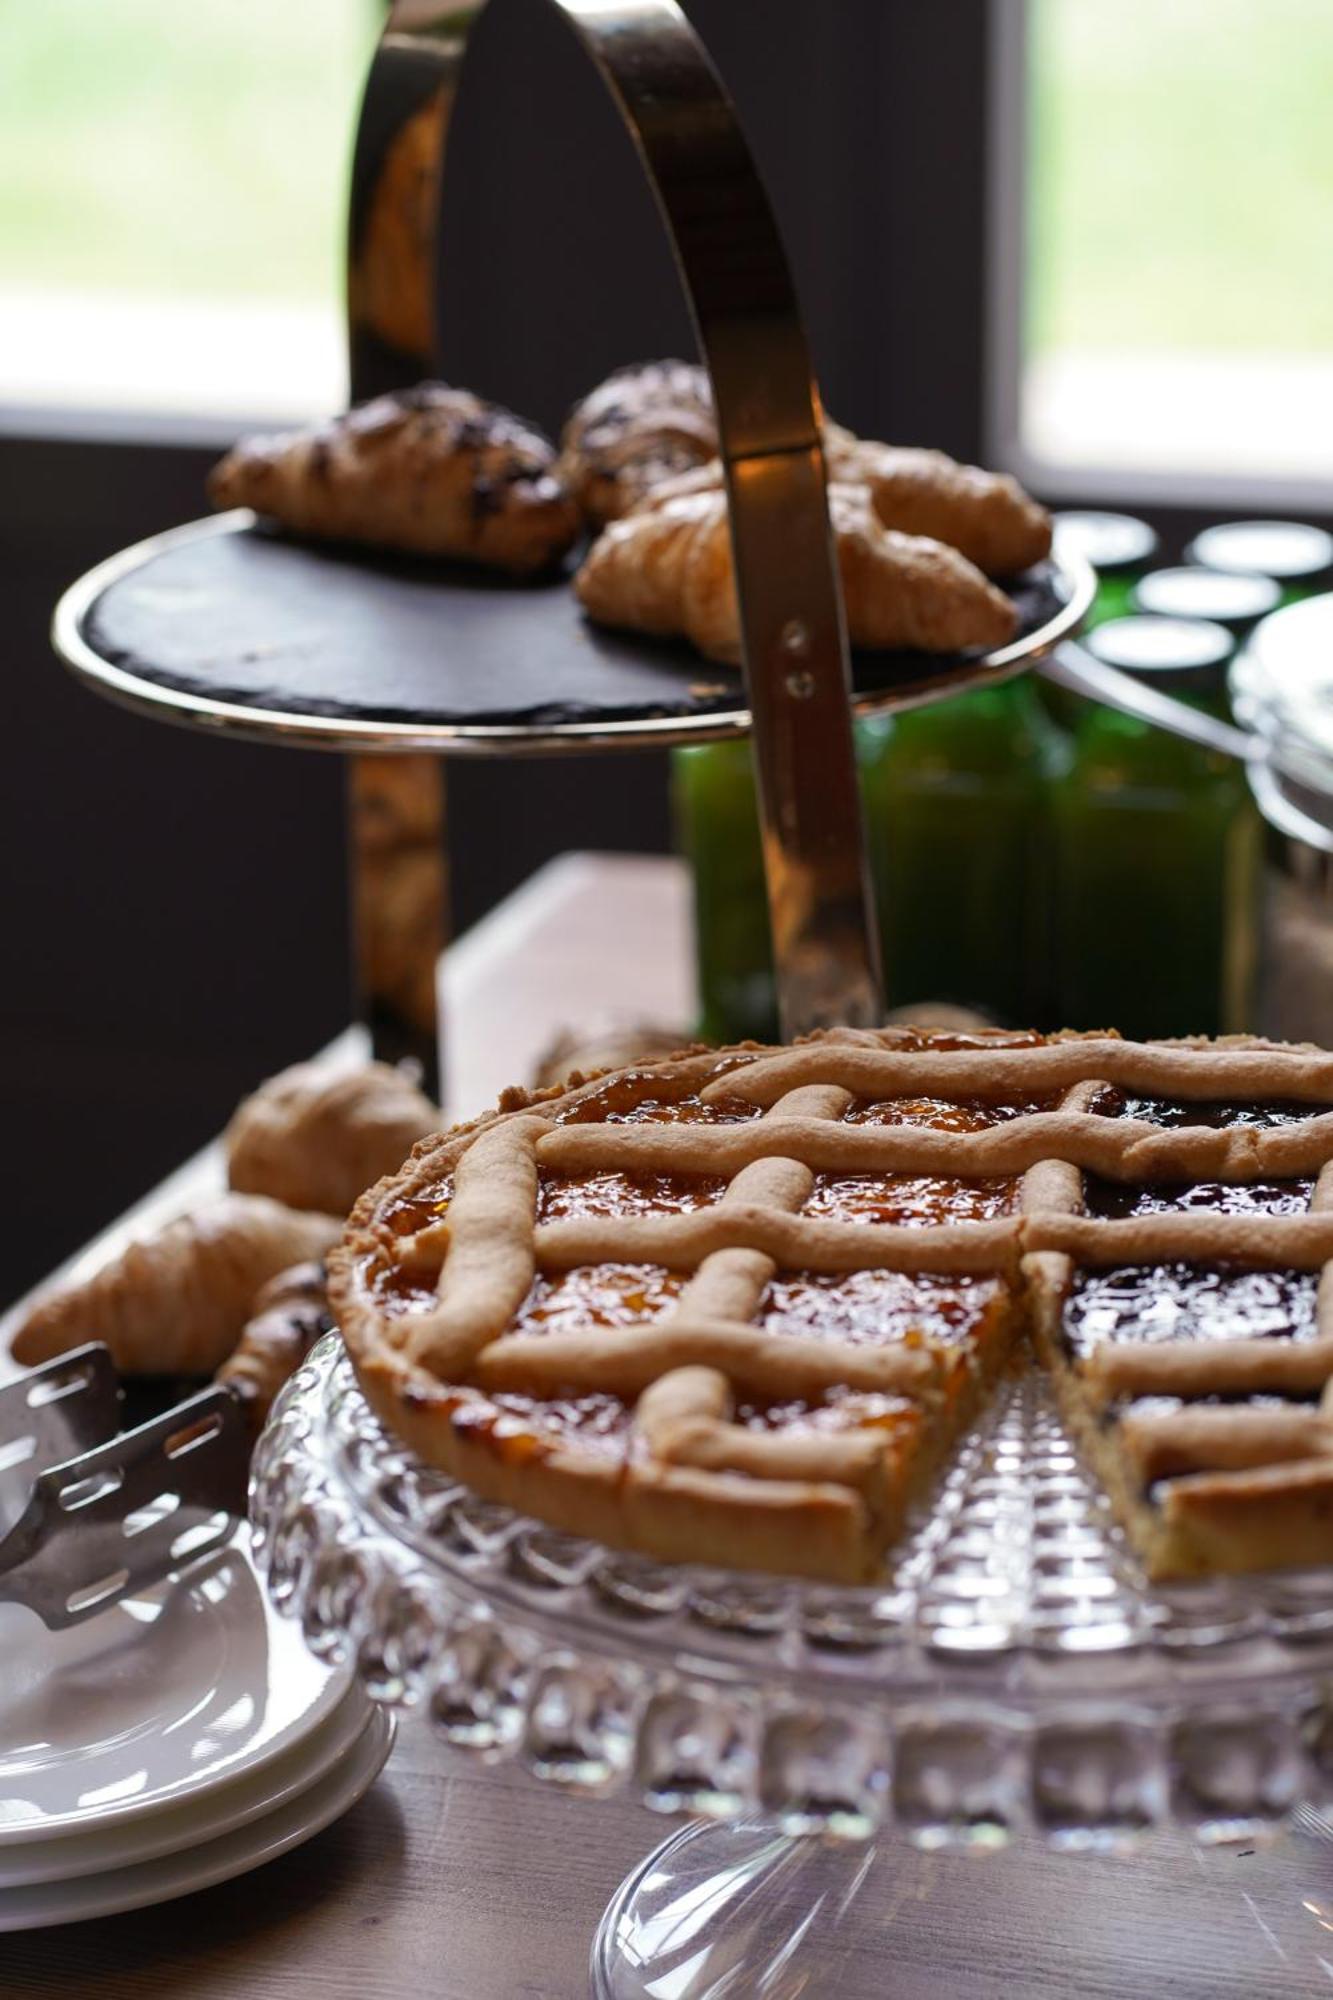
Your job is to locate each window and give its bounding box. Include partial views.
[0,0,377,431]
[990,0,1333,503]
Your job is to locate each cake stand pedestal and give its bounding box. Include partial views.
[251,1339,1333,1998]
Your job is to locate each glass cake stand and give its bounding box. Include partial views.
[250,1337,1333,1996]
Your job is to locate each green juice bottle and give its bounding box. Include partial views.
[858,678,1068,1025]
[1052,616,1260,1039]
[676,676,1070,1042]
[672,739,776,1044]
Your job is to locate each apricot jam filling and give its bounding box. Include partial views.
[557,1074,759,1126]
[759,1269,1005,1350]
[539,1169,726,1221]
[844,1094,1056,1131]
[1064,1264,1319,1358]
[512,1264,684,1337]
[806,1174,1014,1225]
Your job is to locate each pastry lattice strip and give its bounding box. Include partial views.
[390,1036,1333,1503]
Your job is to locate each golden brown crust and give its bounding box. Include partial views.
[216,1260,332,1433]
[208,384,581,574]
[332,1029,1333,1584]
[225,1060,439,1215]
[13,1197,341,1376]
[574,482,1018,662]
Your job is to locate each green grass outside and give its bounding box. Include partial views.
[2,0,1330,363]
[0,0,376,302]
[1030,0,1333,353]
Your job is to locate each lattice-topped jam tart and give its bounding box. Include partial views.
[331,1029,1333,1583]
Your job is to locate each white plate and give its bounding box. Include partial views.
[0,1526,350,1845]
[0,1705,394,1931]
[0,1679,375,1888]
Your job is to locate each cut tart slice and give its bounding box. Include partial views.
[331,1029,1333,1584]
[1024,1084,1333,1579]
[332,1036,1042,1582]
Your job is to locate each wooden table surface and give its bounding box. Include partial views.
[3,853,1333,1999]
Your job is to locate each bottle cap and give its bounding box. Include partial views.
[1131,566,1281,633]
[1085,615,1234,694]
[1186,520,1333,584]
[1053,511,1159,576]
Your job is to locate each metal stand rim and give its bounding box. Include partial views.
[51,512,1095,759]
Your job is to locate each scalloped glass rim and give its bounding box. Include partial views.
[251,1339,1333,1721]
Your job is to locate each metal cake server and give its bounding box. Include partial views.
[0,1345,250,1629]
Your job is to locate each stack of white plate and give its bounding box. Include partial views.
[0,1527,391,1930]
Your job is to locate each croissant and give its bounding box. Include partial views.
[209,384,581,575]
[824,428,1051,575]
[561,362,1050,574]
[558,360,717,526]
[226,1061,439,1216]
[10,1196,342,1375]
[575,481,1019,662]
[217,1262,333,1434]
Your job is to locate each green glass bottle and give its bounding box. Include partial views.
[1052,616,1260,1039]
[1045,511,1160,731]
[1185,521,1333,608]
[858,678,1069,1024]
[672,739,776,1044]
[1053,511,1160,627]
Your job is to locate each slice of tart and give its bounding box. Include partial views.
[331,1029,1333,1583]
[1025,1086,1333,1579]
[332,1034,1042,1582]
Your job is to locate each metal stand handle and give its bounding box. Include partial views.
[347,0,883,1039]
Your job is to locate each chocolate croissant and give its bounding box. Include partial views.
[209,384,581,575]
[558,360,717,527]
[575,480,1019,662]
[226,1061,440,1216]
[11,1196,342,1375]
[217,1261,333,1434]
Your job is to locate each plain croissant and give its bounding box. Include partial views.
[216,1261,333,1434]
[11,1195,342,1375]
[824,426,1051,576]
[575,481,1019,662]
[209,384,581,574]
[226,1060,440,1216]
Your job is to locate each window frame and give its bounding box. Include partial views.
[985,0,1333,521]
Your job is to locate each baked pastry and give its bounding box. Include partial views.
[558,360,717,526]
[820,427,1051,576]
[532,1020,694,1090]
[574,481,1018,662]
[217,1261,333,1434]
[12,1196,341,1376]
[560,362,1050,572]
[331,1029,1333,1584]
[208,385,581,574]
[226,1060,439,1215]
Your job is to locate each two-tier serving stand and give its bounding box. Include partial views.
[51,4,1332,1993]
